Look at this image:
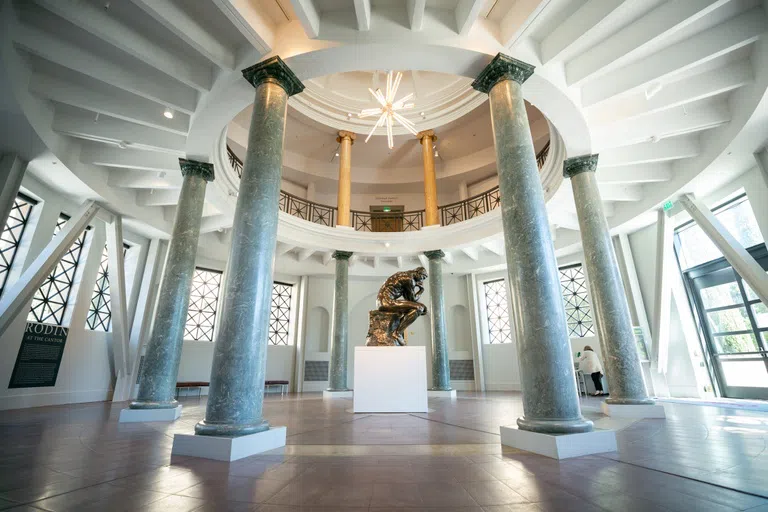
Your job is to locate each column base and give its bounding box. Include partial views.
[500,424,617,460]
[195,419,270,437]
[601,401,666,418]
[428,389,457,398]
[172,427,287,462]
[129,399,179,410]
[323,390,353,399]
[119,404,182,423]
[517,416,594,434]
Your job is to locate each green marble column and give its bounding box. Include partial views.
[425,250,451,391]
[195,57,304,437]
[564,155,653,405]
[131,159,214,410]
[473,54,592,434]
[328,250,353,391]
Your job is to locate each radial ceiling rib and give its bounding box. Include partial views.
[353,0,371,31]
[597,184,643,202]
[211,0,274,55]
[290,0,320,39]
[130,0,236,70]
[599,136,700,167]
[32,0,212,92]
[540,0,625,64]
[28,71,190,135]
[52,105,187,155]
[406,0,426,31]
[82,145,181,172]
[455,0,485,36]
[586,60,752,125]
[566,0,732,86]
[14,23,197,115]
[136,189,181,207]
[107,170,181,189]
[596,164,672,184]
[581,9,765,106]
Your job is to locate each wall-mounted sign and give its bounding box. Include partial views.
[8,322,69,388]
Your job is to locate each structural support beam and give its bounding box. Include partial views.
[353,0,371,31]
[296,248,314,262]
[107,215,132,401]
[540,0,624,64]
[599,136,699,166]
[290,0,320,39]
[651,209,673,372]
[211,0,273,55]
[406,0,426,31]
[680,194,768,307]
[754,147,768,190]
[597,164,671,184]
[455,0,484,36]
[0,153,27,234]
[0,201,99,338]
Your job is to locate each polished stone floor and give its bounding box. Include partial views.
[0,392,767,511]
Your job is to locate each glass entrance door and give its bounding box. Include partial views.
[686,246,768,399]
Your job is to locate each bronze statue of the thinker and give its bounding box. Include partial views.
[365,267,428,346]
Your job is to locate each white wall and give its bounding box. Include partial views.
[0,174,149,410]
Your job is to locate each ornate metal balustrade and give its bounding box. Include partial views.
[226,140,549,232]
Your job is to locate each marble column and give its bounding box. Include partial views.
[336,131,355,227]
[565,155,653,405]
[195,57,304,437]
[328,250,353,391]
[417,130,440,226]
[472,53,592,434]
[425,250,451,391]
[131,159,214,410]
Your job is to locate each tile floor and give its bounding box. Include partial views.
[0,392,766,511]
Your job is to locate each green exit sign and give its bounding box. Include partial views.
[663,200,674,211]
[382,206,391,212]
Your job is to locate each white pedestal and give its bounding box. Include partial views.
[354,346,428,413]
[119,405,182,423]
[171,427,287,462]
[428,389,457,398]
[500,425,617,460]
[323,390,353,399]
[601,402,667,418]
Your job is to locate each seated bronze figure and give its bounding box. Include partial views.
[365,267,428,346]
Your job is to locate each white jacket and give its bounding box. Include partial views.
[579,350,603,374]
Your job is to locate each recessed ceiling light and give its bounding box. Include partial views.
[347,113,353,118]
[420,112,425,116]
[335,152,339,157]
[163,108,174,119]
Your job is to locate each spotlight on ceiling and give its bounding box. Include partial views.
[335,152,340,157]
[644,82,663,99]
[163,108,174,119]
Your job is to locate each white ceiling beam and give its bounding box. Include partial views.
[52,106,186,155]
[108,170,180,189]
[82,145,181,173]
[371,255,379,268]
[540,0,625,64]
[481,240,504,257]
[136,189,181,207]
[586,61,752,125]
[599,136,700,167]
[200,215,231,234]
[297,248,315,262]
[289,0,320,39]
[442,251,454,265]
[353,0,371,31]
[131,0,236,70]
[276,243,295,257]
[211,0,274,55]
[581,9,766,106]
[29,72,189,135]
[417,254,429,268]
[499,0,552,48]
[461,247,479,261]
[396,256,404,269]
[592,100,731,150]
[322,251,333,265]
[566,0,731,86]
[32,0,212,92]
[455,0,484,36]
[547,209,580,231]
[596,164,672,184]
[406,0,426,31]
[14,22,197,115]
[597,184,643,202]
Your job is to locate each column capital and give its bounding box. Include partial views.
[179,158,215,182]
[471,53,535,94]
[424,249,445,260]
[336,131,357,144]
[563,154,599,179]
[417,130,437,144]
[242,56,305,97]
[333,250,353,260]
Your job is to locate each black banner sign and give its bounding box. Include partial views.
[8,322,69,388]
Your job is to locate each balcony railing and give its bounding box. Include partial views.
[226,140,549,232]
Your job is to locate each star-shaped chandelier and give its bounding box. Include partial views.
[358,71,417,149]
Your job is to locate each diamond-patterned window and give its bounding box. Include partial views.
[269,281,293,345]
[559,263,595,338]
[0,193,36,297]
[184,267,222,342]
[483,279,512,344]
[28,214,89,326]
[85,243,129,332]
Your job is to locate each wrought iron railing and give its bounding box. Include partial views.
[226,140,549,231]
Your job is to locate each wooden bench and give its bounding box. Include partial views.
[265,380,289,395]
[176,381,209,399]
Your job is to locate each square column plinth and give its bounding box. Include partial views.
[428,389,457,398]
[601,402,667,418]
[500,425,617,460]
[119,405,182,423]
[323,390,353,399]
[171,427,287,462]
[354,346,428,413]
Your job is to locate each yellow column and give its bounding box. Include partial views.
[336,131,356,227]
[418,130,439,226]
